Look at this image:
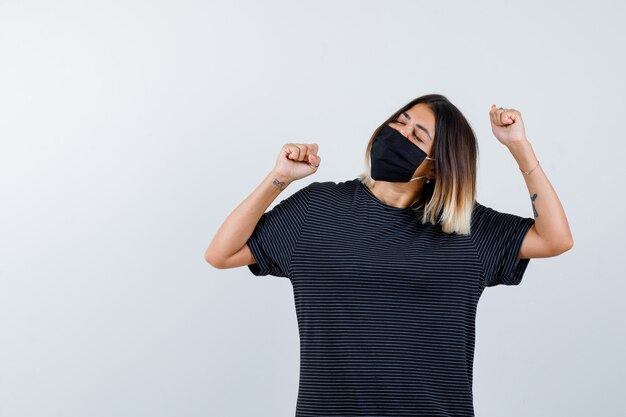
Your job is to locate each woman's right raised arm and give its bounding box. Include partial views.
[204,143,320,269]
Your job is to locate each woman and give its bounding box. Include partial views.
[205,93,573,417]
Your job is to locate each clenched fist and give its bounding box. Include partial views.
[273,143,321,183]
[489,104,528,147]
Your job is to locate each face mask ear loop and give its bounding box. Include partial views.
[423,157,436,183]
[409,157,436,182]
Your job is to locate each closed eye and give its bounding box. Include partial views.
[392,119,424,143]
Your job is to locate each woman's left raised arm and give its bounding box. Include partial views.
[489,104,574,259]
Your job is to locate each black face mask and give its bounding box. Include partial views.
[370,125,435,182]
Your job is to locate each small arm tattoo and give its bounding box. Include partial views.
[530,193,538,218]
[273,178,287,191]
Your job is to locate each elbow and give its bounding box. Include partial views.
[552,237,574,256]
[204,249,227,269]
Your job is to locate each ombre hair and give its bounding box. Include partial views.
[358,94,479,235]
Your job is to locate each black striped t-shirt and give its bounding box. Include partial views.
[246,177,535,417]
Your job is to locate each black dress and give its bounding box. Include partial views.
[246,177,535,417]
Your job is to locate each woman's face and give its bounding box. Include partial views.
[387,102,436,180]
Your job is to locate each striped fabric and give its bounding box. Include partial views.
[246,178,535,417]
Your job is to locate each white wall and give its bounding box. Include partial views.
[1,0,624,416]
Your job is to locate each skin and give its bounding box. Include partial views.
[204,103,574,269]
[487,104,573,258]
[204,142,321,268]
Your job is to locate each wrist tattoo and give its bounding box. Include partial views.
[273,178,287,191]
[530,193,539,218]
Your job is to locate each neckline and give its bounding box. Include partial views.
[358,180,416,212]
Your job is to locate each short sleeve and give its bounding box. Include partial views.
[246,185,311,278]
[471,202,536,287]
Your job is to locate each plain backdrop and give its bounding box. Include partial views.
[1,1,624,416]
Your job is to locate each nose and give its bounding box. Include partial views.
[389,123,411,140]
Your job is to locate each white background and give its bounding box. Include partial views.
[1,1,624,416]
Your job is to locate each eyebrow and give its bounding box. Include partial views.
[401,111,433,141]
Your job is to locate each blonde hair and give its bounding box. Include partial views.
[359,94,479,235]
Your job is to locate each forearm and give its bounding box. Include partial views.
[507,139,574,251]
[205,170,293,261]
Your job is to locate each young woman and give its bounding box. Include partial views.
[205,93,573,417]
